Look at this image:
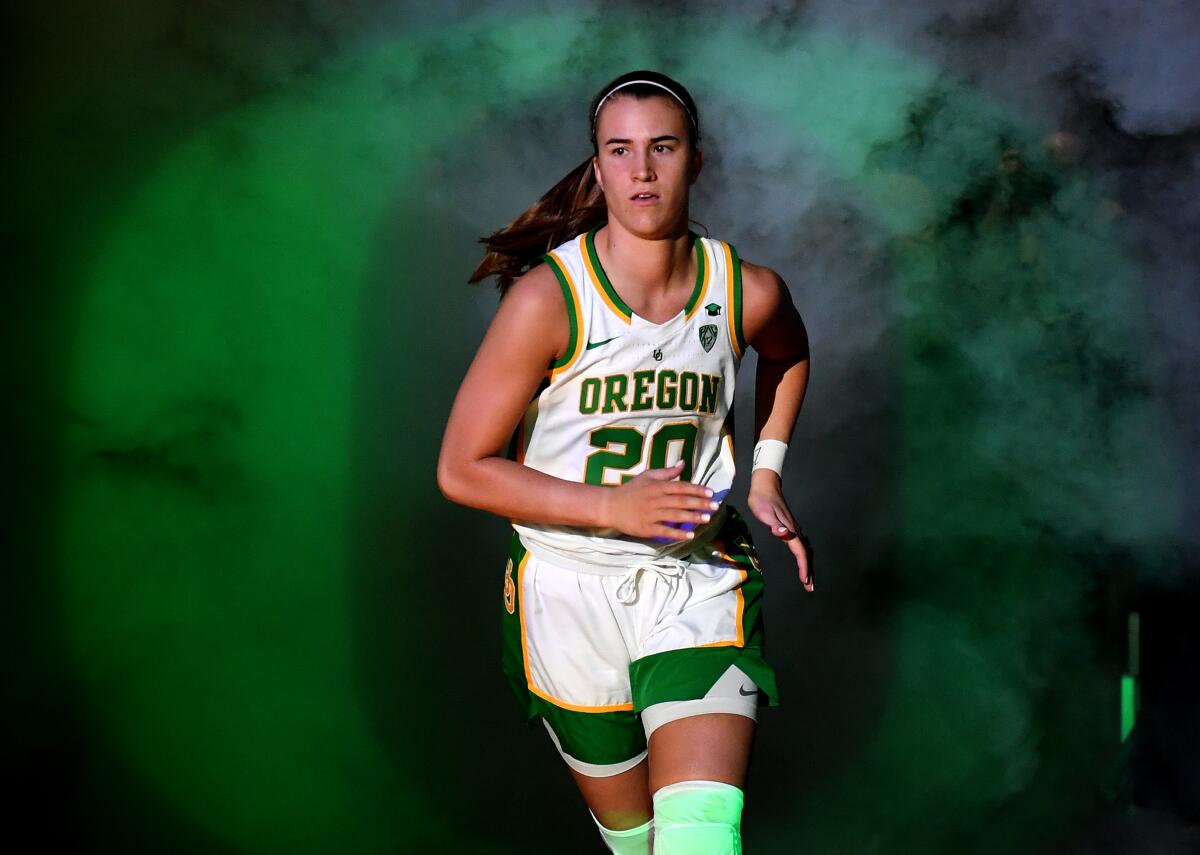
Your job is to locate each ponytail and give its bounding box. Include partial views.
[469,70,700,295]
[468,156,607,295]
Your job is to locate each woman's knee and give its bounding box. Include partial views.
[568,761,653,830]
[651,780,744,855]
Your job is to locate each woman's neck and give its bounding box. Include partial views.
[594,222,696,323]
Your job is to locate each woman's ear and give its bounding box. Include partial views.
[592,155,604,193]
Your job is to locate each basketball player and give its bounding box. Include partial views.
[438,70,812,854]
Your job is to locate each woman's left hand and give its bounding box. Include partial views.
[747,471,814,592]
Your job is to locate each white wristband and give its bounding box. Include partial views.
[752,439,788,476]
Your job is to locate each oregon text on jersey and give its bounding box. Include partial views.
[578,370,722,415]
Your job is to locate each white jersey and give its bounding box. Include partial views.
[510,225,748,572]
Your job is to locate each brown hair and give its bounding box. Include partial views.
[468,70,703,294]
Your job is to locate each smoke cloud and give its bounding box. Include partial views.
[9,1,1198,853]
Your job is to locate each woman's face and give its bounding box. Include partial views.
[592,94,701,237]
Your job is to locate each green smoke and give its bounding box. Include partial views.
[50,7,1175,853]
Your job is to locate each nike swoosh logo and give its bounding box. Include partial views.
[738,686,757,697]
[586,336,621,350]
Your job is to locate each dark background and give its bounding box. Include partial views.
[6,2,1199,852]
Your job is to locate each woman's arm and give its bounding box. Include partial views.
[437,264,717,541]
[740,260,814,590]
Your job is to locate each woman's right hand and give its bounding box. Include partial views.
[599,461,721,541]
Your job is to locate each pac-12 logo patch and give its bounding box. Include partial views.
[503,558,515,614]
[699,324,718,352]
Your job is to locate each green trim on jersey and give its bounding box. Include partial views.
[683,237,707,317]
[585,226,706,322]
[585,227,634,319]
[542,253,579,370]
[728,243,748,354]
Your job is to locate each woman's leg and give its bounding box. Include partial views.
[645,713,755,854]
[567,758,653,830]
[539,716,653,849]
[554,707,754,831]
[646,712,754,791]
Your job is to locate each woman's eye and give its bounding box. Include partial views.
[612,147,626,155]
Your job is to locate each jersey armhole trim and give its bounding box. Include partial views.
[682,236,709,320]
[543,252,584,378]
[723,242,747,358]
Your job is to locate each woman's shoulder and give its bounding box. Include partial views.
[486,261,571,361]
[738,256,787,296]
[700,235,778,281]
[733,253,796,346]
[708,239,787,302]
[503,258,564,312]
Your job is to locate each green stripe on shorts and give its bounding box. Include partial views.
[534,699,646,767]
[499,509,781,768]
[499,530,535,725]
[630,507,780,710]
[499,529,647,766]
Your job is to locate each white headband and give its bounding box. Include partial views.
[593,79,695,127]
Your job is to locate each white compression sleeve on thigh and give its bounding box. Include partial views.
[589,811,653,855]
[652,780,744,854]
[640,664,758,742]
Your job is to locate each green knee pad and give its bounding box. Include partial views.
[590,810,653,855]
[652,780,743,854]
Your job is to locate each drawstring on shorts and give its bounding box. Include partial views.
[613,556,693,607]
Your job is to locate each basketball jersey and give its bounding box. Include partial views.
[510,225,748,571]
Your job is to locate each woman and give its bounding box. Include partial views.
[438,70,812,854]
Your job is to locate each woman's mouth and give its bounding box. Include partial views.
[631,193,659,205]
